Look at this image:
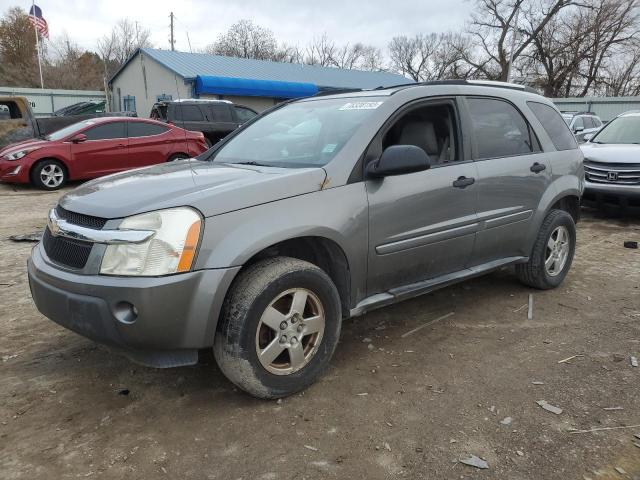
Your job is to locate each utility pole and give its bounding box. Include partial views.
[169,12,175,51]
[506,6,520,83]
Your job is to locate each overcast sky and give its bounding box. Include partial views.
[2,0,470,53]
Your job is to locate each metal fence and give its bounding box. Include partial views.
[552,96,640,123]
[0,86,106,117]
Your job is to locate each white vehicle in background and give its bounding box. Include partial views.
[581,111,640,212]
[562,111,603,143]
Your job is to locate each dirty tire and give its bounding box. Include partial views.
[214,257,342,399]
[31,159,67,190]
[516,209,576,290]
[168,153,189,162]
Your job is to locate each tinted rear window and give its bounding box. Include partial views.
[209,105,233,122]
[174,105,204,121]
[467,97,539,159]
[128,122,169,138]
[527,102,577,151]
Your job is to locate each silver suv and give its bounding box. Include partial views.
[561,111,603,143]
[28,81,584,398]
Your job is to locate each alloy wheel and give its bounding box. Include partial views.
[545,225,570,276]
[255,288,325,375]
[40,164,64,188]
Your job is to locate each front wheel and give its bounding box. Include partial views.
[516,209,576,289]
[31,160,67,190]
[214,257,342,399]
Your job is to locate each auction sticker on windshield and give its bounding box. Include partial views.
[339,101,384,111]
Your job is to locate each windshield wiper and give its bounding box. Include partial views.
[232,161,270,166]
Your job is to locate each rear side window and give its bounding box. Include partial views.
[128,122,169,138]
[527,102,577,151]
[467,97,540,159]
[209,105,233,122]
[583,117,595,129]
[84,122,126,140]
[574,116,584,129]
[174,105,204,121]
[0,101,23,119]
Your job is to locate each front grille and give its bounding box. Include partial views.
[42,207,107,269]
[56,206,107,230]
[42,227,93,269]
[584,160,640,185]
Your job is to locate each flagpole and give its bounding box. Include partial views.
[31,0,44,89]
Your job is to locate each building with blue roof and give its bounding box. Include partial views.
[108,48,410,117]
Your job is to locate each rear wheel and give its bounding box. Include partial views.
[31,160,67,190]
[516,209,576,289]
[214,257,342,399]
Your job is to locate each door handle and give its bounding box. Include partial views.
[116,144,126,149]
[530,162,546,173]
[452,176,475,188]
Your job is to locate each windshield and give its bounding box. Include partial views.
[208,97,386,168]
[45,119,97,141]
[591,114,640,144]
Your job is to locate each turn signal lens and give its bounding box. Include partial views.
[177,220,201,272]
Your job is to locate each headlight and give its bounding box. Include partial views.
[3,147,40,161]
[100,207,202,276]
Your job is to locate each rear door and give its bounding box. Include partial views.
[126,121,173,167]
[71,121,128,177]
[463,96,552,265]
[171,104,208,133]
[366,98,479,294]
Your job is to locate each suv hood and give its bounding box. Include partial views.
[580,143,640,164]
[60,160,327,219]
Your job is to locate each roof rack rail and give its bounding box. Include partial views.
[313,88,363,97]
[378,79,539,95]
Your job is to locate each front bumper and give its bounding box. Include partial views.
[28,243,240,367]
[583,180,640,209]
[0,160,29,183]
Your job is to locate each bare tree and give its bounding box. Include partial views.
[466,0,574,81]
[206,19,279,60]
[97,19,152,78]
[388,33,472,81]
[304,33,338,67]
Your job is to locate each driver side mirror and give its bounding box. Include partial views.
[367,145,431,178]
[574,126,584,133]
[70,133,87,144]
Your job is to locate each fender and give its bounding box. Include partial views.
[195,183,369,306]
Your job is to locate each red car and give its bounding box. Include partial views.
[0,117,208,190]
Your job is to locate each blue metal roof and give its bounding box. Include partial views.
[195,76,318,98]
[112,48,409,90]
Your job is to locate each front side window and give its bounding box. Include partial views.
[573,116,585,130]
[84,122,126,141]
[590,114,640,144]
[467,97,538,159]
[528,102,578,151]
[208,97,387,168]
[235,106,257,123]
[174,105,204,121]
[128,122,169,138]
[381,102,459,164]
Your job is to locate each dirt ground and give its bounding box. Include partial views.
[0,181,639,480]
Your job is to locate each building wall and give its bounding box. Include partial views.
[198,94,279,112]
[110,52,192,117]
[0,86,105,117]
[552,96,640,123]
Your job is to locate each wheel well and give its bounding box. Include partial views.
[550,195,580,223]
[30,158,69,181]
[169,152,189,160]
[242,237,351,318]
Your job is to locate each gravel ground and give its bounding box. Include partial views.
[0,182,639,480]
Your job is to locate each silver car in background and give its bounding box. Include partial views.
[562,111,604,143]
[581,111,640,211]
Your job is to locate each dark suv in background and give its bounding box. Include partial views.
[150,99,258,147]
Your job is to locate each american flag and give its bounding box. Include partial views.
[28,5,49,39]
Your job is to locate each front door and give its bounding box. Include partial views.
[71,121,128,178]
[463,96,553,265]
[366,98,479,295]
